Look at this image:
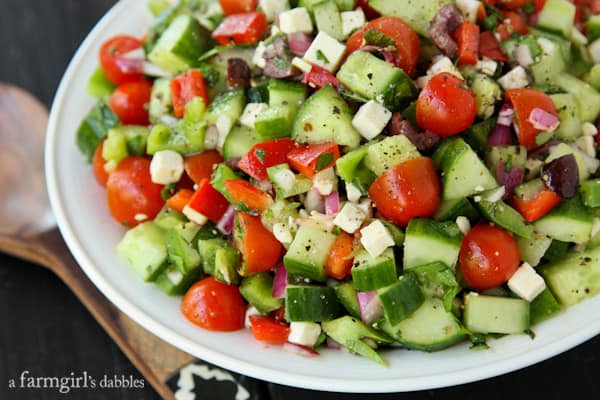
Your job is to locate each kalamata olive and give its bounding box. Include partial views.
[388,113,440,152]
[541,154,579,198]
[528,139,560,160]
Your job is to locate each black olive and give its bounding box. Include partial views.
[541,154,579,198]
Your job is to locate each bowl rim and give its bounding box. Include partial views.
[45,0,600,393]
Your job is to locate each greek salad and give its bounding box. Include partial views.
[76,0,600,365]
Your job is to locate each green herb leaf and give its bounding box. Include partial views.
[254,148,266,164]
[161,183,177,201]
[316,49,330,64]
[198,63,220,87]
[314,152,334,172]
[364,29,395,48]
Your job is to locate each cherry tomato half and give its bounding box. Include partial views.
[459,224,521,290]
[93,140,109,187]
[106,156,164,227]
[416,73,477,136]
[109,80,153,125]
[368,157,441,227]
[181,277,246,332]
[99,35,144,85]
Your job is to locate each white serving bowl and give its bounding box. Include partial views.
[45,0,600,392]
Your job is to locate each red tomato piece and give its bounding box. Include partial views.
[459,224,521,290]
[496,0,530,9]
[186,179,230,223]
[219,0,257,15]
[479,31,509,62]
[212,12,268,45]
[416,73,476,136]
[181,277,246,331]
[171,70,209,119]
[106,157,164,227]
[452,22,480,66]
[325,232,356,280]
[99,35,143,85]
[368,157,441,227]
[166,189,194,214]
[287,142,340,178]
[511,187,561,222]
[93,140,109,187]
[235,212,282,275]
[496,11,529,41]
[109,80,152,125]
[301,66,340,90]
[345,17,420,76]
[505,88,559,148]
[224,180,274,213]
[184,150,224,184]
[248,315,290,344]
[238,138,297,181]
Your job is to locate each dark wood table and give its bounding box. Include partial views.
[1,1,599,399]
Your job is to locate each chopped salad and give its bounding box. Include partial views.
[76,0,600,365]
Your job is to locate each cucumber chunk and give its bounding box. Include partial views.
[580,179,600,208]
[155,264,203,296]
[530,288,562,325]
[154,206,186,231]
[553,74,600,123]
[332,282,361,319]
[377,273,424,326]
[314,0,344,41]
[537,0,576,38]
[285,285,343,321]
[86,67,115,99]
[284,225,337,282]
[117,222,168,282]
[476,200,532,239]
[351,248,398,292]
[267,164,312,199]
[533,195,593,243]
[463,293,530,335]
[336,146,368,183]
[368,0,453,38]
[149,78,173,124]
[363,135,420,176]
[434,197,480,223]
[76,101,119,162]
[550,93,582,141]
[198,238,241,285]
[239,272,283,313]
[222,124,261,160]
[403,218,462,270]
[517,231,553,267]
[165,224,202,274]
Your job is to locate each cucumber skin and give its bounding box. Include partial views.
[533,196,593,244]
[351,248,398,292]
[463,293,530,335]
[239,273,283,313]
[284,225,337,282]
[369,0,453,38]
[117,222,168,282]
[333,282,361,319]
[476,200,532,239]
[285,286,343,322]
[378,274,424,326]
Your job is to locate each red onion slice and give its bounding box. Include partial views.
[120,48,145,61]
[114,57,144,74]
[528,107,560,132]
[324,191,340,215]
[288,32,313,57]
[272,262,288,299]
[487,124,513,147]
[216,205,235,235]
[283,342,320,357]
[496,162,524,199]
[356,291,383,324]
[358,45,400,67]
[497,103,515,127]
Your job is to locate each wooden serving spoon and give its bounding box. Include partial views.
[0,83,260,399]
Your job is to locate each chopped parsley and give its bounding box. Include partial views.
[254,148,266,164]
[316,49,330,64]
[364,29,395,48]
[314,152,334,172]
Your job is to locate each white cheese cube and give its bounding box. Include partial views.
[582,122,598,137]
[253,41,267,69]
[498,66,529,90]
[352,100,392,140]
[260,0,290,22]
[576,135,596,158]
[333,202,366,233]
[357,198,373,219]
[589,38,600,64]
[245,306,262,329]
[303,31,346,72]
[273,168,296,192]
[288,322,321,347]
[508,262,546,302]
[456,0,482,23]
[239,103,268,128]
[273,223,293,244]
[313,167,337,196]
[182,206,208,226]
[476,58,498,76]
[292,56,312,73]
[345,182,362,203]
[341,9,366,38]
[428,56,464,80]
[279,7,313,34]
[360,220,395,258]
[455,216,471,235]
[150,150,184,184]
[537,37,556,55]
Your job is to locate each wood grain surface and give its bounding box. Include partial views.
[1,1,599,399]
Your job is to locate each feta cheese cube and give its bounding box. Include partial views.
[273,168,296,192]
[303,31,346,72]
[279,7,313,34]
[333,202,366,233]
[150,150,184,184]
[341,9,366,38]
[476,58,498,76]
[260,0,290,22]
[576,135,596,158]
[456,216,471,235]
[498,66,529,90]
[360,220,395,258]
[428,56,463,80]
[345,182,362,203]
[239,103,268,128]
[352,100,392,140]
[183,206,208,226]
[288,322,321,347]
[273,223,293,244]
[252,41,267,69]
[456,0,482,23]
[357,198,373,219]
[313,167,337,196]
[304,188,324,213]
[245,306,262,328]
[292,56,312,73]
[583,122,598,137]
[508,262,546,302]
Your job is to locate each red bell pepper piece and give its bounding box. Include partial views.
[186,179,230,223]
[301,65,340,90]
[235,212,282,275]
[479,31,508,62]
[511,187,561,222]
[238,138,298,181]
[287,142,340,178]
[453,22,480,66]
[248,315,290,344]
[171,70,209,118]
[218,0,257,15]
[224,180,274,213]
[212,12,268,45]
[167,189,194,213]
